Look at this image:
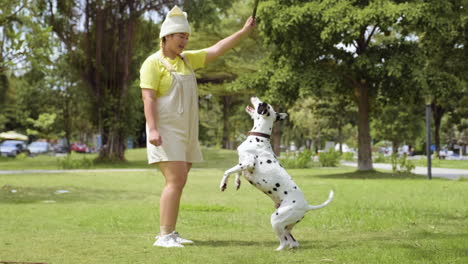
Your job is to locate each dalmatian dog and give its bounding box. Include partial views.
[220,97,334,251]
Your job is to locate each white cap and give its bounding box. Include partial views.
[159,6,191,38]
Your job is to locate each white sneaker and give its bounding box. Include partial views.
[173,231,194,244]
[153,232,184,248]
[155,231,193,245]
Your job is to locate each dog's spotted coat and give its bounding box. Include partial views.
[220,97,334,251]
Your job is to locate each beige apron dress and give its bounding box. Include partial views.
[146,53,203,164]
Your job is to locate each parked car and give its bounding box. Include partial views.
[53,144,69,154]
[0,140,28,157]
[27,141,53,156]
[71,142,89,153]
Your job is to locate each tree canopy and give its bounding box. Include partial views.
[0,0,466,164]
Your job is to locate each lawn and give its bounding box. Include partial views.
[411,158,468,170]
[1,148,468,170]
[0,147,240,170]
[0,149,467,264]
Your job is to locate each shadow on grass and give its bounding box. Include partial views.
[300,230,468,254]
[0,185,153,204]
[314,170,433,180]
[193,239,278,247]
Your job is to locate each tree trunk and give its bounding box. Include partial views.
[221,95,232,149]
[272,121,282,156]
[95,2,138,161]
[48,0,178,161]
[315,134,321,154]
[392,140,399,157]
[305,139,312,150]
[432,102,445,159]
[99,130,126,161]
[64,92,71,153]
[356,83,373,170]
[338,123,343,154]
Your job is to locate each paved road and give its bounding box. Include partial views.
[342,162,468,180]
[1,165,467,180]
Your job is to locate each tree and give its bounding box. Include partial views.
[443,91,468,153]
[26,113,57,140]
[248,0,427,170]
[187,0,265,149]
[371,96,424,155]
[415,0,467,158]
[0,0,52,130]
[41,0,179,161]
[289,95,356,153]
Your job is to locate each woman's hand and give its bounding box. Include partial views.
[205,16,257,64]
[241,16,257,35]
[148,128,163,146]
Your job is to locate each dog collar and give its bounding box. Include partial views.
[248,131,271,139]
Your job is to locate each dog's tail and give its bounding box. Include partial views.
[307,190,334,211]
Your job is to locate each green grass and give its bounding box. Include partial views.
[0,147,240,170]
[372,154,468,170]
[412,158,468,170]
[2,148,468,171]
[1,152,467,263]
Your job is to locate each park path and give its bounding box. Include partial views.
[1,165,467,180]
[342,162,468,180]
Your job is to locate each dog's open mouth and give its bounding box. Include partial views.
[246,106,254,112]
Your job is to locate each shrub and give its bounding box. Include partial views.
[279,150,313,169]
[399,154,415,173]
[319,150,341,167]
[15,153,28,160]
[391,154,415,174]
[341,152,354,161]
[374,153,388,163]
[57,155,94,169]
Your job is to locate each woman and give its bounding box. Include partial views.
[140,6,256,248]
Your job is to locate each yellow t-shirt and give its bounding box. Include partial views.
[139,49,207,97]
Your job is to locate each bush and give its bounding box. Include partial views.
[391,154,415,174]
[399,154,415,173]
[57,155,94,169]
[374,153,388,163]
[341,152,354,161]
[319,150,341,167]
[279,150,313,169]
[15,153,28,160]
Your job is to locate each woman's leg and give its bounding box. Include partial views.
[158,161,189,235]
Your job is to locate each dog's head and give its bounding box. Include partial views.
[246,97,287,127]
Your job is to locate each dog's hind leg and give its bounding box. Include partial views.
[285,224,299,249]
[271,206,295,251]
[271,215,288,251]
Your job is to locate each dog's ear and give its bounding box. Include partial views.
[257,102,268,115]
[275,113,288,121]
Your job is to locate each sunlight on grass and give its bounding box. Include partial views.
[1,161,467,263]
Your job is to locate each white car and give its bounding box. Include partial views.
[0,140,28,157]
[27,141,53,156]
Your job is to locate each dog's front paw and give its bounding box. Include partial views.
[219,181,227,192]
[235,178,241,190]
